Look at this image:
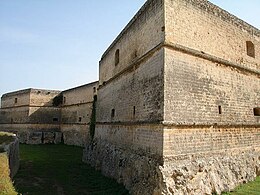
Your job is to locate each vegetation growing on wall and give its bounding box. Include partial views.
[90,95,97,140]
[52,93,63,107]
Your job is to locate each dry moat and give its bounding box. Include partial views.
[14,144,129,195]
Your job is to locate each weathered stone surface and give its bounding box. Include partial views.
[27,132,42,144]
[1,133,20,178]
[161,149,260,195]
[17,131,29,144]
[43,132,55,144]
[83,139,162,195]
[84,138,260,195]
[54,132,62,144]
[63,130,87,147]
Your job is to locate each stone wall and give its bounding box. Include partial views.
[165,0,260,72]
[60,82,98,146]
[164,48,260,125]
[97,49,164,123]
[99,0,164,85]
[1,89,31,108]
[0,133,19,178]
[84,0,260,194]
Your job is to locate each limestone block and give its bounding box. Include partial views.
[43,132,55,144]
[17,131,29,144]
[27,132,42,144]
[54,132,62,144]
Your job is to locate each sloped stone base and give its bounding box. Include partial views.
[83,139,260,195]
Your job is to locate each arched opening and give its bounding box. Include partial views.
[246,41,255,58]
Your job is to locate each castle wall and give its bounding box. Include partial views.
[99,0,164,84]
[29,89,60,106]
[165,0,260,72]
[85,0,260,194]
[0,107,29,124]
[60,82,98,146]
[1,89,30,108]
[164,49,260,125]
[97,49,164,123]
[163,126,260,157]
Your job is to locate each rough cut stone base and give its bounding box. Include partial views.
[43,132,55,144]
[62,130,87,147]
[161,149,260,195]
[27,132,43,145]
[83,139,260,195]
[54,132,62,144]
[83,139,163,195]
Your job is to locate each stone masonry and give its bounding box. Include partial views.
[83,0,260,194]
[0,82,98,146]
[0,0,259,194]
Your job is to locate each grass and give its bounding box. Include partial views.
[14,144,129,195]
[0,153,17,195]
[222,177,260,195]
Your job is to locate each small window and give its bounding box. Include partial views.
[133,106,136,116]
[218,106,222,115]
[93,87,96,93]
[47,92,51,95]
[37,91,41,94]
[246,41,255,58]
[253,107,260,116]
[63,97,66,104]
[53,118,59,122]
[111,109,115,119]
[14,98,17,104]
[115,49,119,66]
[78,117,82,122]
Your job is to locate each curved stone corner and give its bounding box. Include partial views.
[0,133,20,178]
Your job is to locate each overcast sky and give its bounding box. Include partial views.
[0,0,259,98]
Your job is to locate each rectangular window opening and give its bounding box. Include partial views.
[15,98,18,104]
[111,109,115,119]
[253,107,260,116]
[53,118,59,122]
[78,117,82,122]
[133,106,136,116]
[218,106,222,115]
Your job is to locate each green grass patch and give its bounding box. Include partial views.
[0,153,17,195]
[14,144,129,195]
[222,177,260,195]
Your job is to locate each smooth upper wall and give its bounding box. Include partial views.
[62,82,98,106]
[1,89,31,108]
[29,89,60,107]
[165,0,260,72]
[61,82,98,124]
[163,0,260,125]
[99,0,165,84]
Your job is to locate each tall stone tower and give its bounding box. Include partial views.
[84,0,260,194]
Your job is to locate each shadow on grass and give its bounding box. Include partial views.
[14,144,129,195]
